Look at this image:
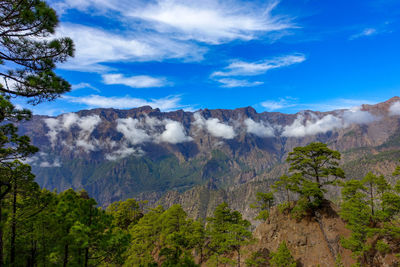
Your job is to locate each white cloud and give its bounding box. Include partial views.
[212,54,306,77]
[71,82,99,92]
[40,159,62,168]
[389,101,400,116]
[75,115,102,151]
[216,78,263,88]
[258,98,378,113]
[282,113,342,137]
[159,120,193,144]
[65,95,185,111]
[25,152,62,167]
[105,146,143,161]
[193,113,235,139]
[47,0,296,73]
[260,98,297,111]
[52,0,294,44]
[116,118,152,145]
[55,24,205,72]
[244,118,275,137]
[350,28,378,40]
[102,73,168,88]
[129,0,294,44]
[116,116,192,146]
[44,113,102,151]
[281,108,377,137]
[44,118,61,145]
[341,107,377,124]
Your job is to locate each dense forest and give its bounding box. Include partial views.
[1,128,400,266]
[1,0,400,266]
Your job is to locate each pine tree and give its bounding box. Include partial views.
[340,172,400,264]
[106,198,146,230]
[273,142,345,218]
[0,0,74,103]
[207,202,252,267]
[269,241,296,267]
[250,191,274,220]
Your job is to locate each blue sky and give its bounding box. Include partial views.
[18,0,400,115]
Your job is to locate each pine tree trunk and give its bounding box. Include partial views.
[84,206,92,267]
[63,244,69,267]
[369,184,374,217]
[0,201,3,267]
[237,248,241,267]
[41,219,46,267]
[10,182,17,266]
[84,248,89,267]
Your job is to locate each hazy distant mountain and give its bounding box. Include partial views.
[19,97,400,219]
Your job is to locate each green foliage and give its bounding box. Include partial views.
[286,142,344,207]
[375,240,390,254]
[250,191,274,220]
[340,172,400,264]
[206,202,252,266]
[245,251,267,267]
[335,254,345,267]
[272,174,297,202]
[125,204,202,266]
[277,202,291,214]
[269,241,296,267]
[272,142,345,219]
[0,0,74,103]
[106,198,146,229]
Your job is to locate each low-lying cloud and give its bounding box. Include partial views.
[193,113,235,139]
[159,120,193,144]
[25,152,62,168]
[282,108,377,137]
[44,113,102,151]
[40,105,383,162]
[244,118,275,137]
[389,101,400,116]
[116,117,192,146]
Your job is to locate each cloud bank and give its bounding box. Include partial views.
[193,113,235,139]
[389,102,400,116]
[282,108,377,137]
[244,118,275,137]
[44,113,102,151]
[40,105,381,162]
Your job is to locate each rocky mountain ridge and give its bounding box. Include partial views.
[18,97,400,219]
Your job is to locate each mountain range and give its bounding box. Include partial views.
[18,96,400,220]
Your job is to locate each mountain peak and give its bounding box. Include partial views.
[361,96,400,113]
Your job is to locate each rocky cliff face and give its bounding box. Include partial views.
[17,97,400,219]
[242,202,400,267]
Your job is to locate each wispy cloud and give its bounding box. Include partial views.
[49,0,296,72]
[350,27,378,40]
[52,0,295,45]
[216,78,263,88]
[71,82,99,92]
[102,73,169,88]
[55,24,206,72]
[64,95,186,111]
[260,98,296,111]
[211,54,305,88]
[258,98,378,113]
[128,0,294,44]
[211,54,306,77]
